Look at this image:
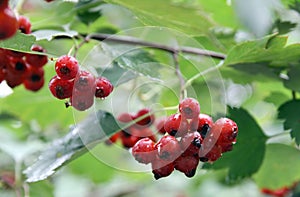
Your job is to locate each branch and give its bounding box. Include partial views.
[85,33,226,60]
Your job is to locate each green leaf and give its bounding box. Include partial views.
[29,180,54,197]
[204,107,268,182]
[103,0,214,36]
[32,30,78,41]
[24,110,121,182]
[284,66,300,92]
[76,0,104,25]
[0,32,36,52]
[278,100,300,145]
[253,143,300,189]
[224,35,300,67]
[102,43,161,80]
[96,62,138,86]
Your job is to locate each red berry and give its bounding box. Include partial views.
[134,108,155,127]
[214,118,238,144]
[261,187,290,197]
[26,45,48,67]
[118,113,134,123]
[0,8,18,40]
[132,127,156,142]
[18,16,31,34]
[164,113,189,137]
[49,75,74,99]
[5,71,24,88]
[95,77,113,98]
[156,135,181,161]
[197,113,213,138]
[132,138,156,164]
[55,55,79,80]
[151,158,174,180]
[180,131,202,157]
[179,98,200,119]
[7,58,29,76]
[0,0,9,10]
[74,70,96,92]
[0,68,6,83]
[174,155,199,178]
[218,142,233,153]
[105,132,120,145]
[119,131,140,148]
[24,67,44,91]
[200,145,222,162]
[71,89,94,111]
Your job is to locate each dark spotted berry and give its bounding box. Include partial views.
[0,7,18,40]
[151,158,174,180]
[71,89,94,111]
[55,55,79,80]
[18,16,31,34]
[74,70,96,92]
[134,108,155,127]
[174,155,199,178]
[95,77,113,98]
[180,131,202,157]
[26,45,48,67]
[49,75,74,99]
[156,135,181,161]
[214,118,238,144]
[197,113,213,138]
[132,137,156,164]
[164,113,189,137]
[179,98,200,119]
[24,67,44,91]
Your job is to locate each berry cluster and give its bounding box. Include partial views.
[129,98,238,179]
[0,15,48,91]
[48,55,114,111]
[105,109,156,148]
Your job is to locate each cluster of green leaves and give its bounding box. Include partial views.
[1,0,300,196]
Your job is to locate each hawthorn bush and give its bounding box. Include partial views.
[1,0,300,197]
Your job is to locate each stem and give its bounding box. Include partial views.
[183,60,224,89]
[83,33,226,59]
[292,90,296,100]
[172,52,186,100]
[73,36,90,58]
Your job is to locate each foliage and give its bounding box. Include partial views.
[1,0,300,196]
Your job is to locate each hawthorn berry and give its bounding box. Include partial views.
[174,155,199,178]
[71,89,94,111]
[180,131,202,157]
[119,131,140,148]
[179,98,200,119]
[18,16,31,34]
[164,113,189,137]
[134,108,155,127]
[156,135,181,161]
[24,67,45,91]
[151,158,174,180]
[105,132,120,145]
[200,145,222,162]
[132,137,156,164]
[214,118,238,144]
[95,77,114,98]
[0,7,18,40]
[197,113,213,138]
[118,113,134,123]
[74,70,96,92]
[156,117,167,134]
[55,55,79,80]
[49,75,74,99]
[26,45,48,67]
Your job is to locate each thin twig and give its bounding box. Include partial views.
[85,33,226,59]
[292,90,296,100]
[73,36,90,58]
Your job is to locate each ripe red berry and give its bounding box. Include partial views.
[156,135,181,161]
[200,145,222,162]
[179,98,200,119]
[74,70,96,92]
[151,158,174,180]
[105,132,120,145]
[174,155,199,178]
[24,67,44,91]
[0,8,18,40]
[49,75,74,99]
[261,187,290,197]
[0,0,9,10]
[118,113,134,123]
[0,68,6,83]
[95,77,113,98]
[180,131,202,157]
[70,89,94,111]
[119,131,140,148]
[134,108,155,127]
[164,113,189,137]
[5,71,24,88]
[7,58,29,76]
[132,138,156,164]
[197,113,213,138]
[26,45,48,67]
[214,118,238,144]
[18,16,31,34]
[55,55,79,80]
